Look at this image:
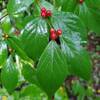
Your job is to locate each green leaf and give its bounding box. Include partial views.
[20,84,47,99]
[40,0,54,11]
[55,87,68,100]
[72,81,85,95]
[6,36,33,65]
[0,15,13,33]
[85,0,100,9]
[86,86,94,96]
[60,0,100,34]
[0,42,7,67]
[20,18,49,61]
[88,7,100,35]
[54,0,63,8]
[22,63,39,86]
[55,0,77,12]
[36,41,68,97]
[75,2,100,34]
[7,0,34,15]
[51,11,87,40]
[1,56,19,93]
[62,0,77,12]
[60,36,92,80]
[14,15,34,30]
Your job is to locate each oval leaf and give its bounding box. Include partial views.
[1,56,19,93]
[22,63,39,86]
[60,36,92,80]
[6,37,33,65]
[75,2,100,35]
[20,18,49,61]
[0,42,7,66]
[51,12,87,39]
[7,0,34,15]
[36,41,68,97]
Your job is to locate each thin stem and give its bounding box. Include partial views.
[0,13,8,21]
[36,0,41,8]
[46,19,52,28]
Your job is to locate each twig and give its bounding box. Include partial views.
[0,13,8,21]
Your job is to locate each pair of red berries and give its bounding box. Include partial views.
[50,28,62,40]
[41,7,52,18]
[79,0,84,4]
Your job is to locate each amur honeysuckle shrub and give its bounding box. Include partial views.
[0,0,100,99]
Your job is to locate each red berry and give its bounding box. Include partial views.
[50,32,57,40]
[50,28,55,33]
[46,10,52,17]
[50,28,58,40]
[41,7,52,18]
[79,0,84,4]
[41,12,47,17]
[56,29,62,36]
[41,7,46,12]
[41,7,47,17]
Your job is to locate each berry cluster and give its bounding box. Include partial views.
[41,7,52,18]
[50,28,62,40]
[79,0,84,4]
[41,7,62,41]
